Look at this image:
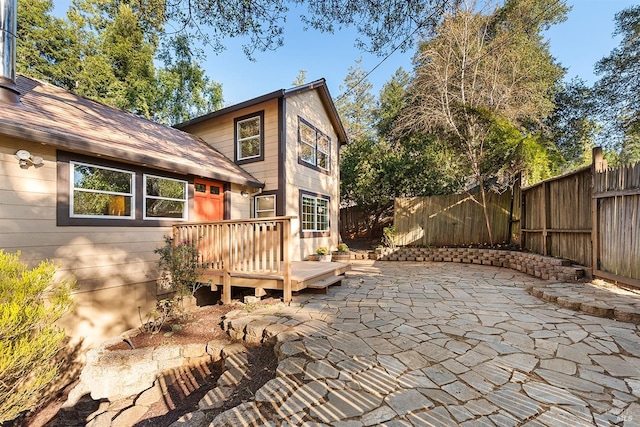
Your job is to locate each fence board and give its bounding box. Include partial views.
[394,190,517,247]
[521,167,593,267]
[594,162,640,281]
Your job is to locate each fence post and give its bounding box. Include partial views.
[282,219,292,303]
[591,147,604,274]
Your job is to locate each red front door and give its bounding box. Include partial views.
[194,179,224,221]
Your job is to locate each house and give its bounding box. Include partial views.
[1,0,347,347]
[177,79,348,261]
[0,75,266,346]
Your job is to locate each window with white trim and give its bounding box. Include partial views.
[255,195,276,218]
[236,113,262,162]
[144,175,188,220]
[71,162,134,218]
[301,195,329,232]
[298,117,330,172]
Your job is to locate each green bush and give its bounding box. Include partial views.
[155,236,202,298]
[0,250,74,423]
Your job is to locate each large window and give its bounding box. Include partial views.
[298,117,330,172]
[144,175,187,220]
[235,112,264,163]
[61,154,193,226]
[71,162,134,218]
[301,194,329,233]
[255,195,276,218]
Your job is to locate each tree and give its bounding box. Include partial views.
[395,0,566,244]
[0,251,74,423]
[17,0,223,124]
[154,35,224,125]
[335,58,376,142]
[16,0,80,89]
[594,5,640,164]
[292,69,307,86]
[543,78,599,172]
[160,0,452,59]
[340,67,462,236]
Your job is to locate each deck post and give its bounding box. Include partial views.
[222,222,231,304]
[282,219,292,302]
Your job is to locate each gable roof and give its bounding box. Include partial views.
[176,79,349,145]
[0,75,263,188]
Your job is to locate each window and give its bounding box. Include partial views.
[301,194,329,232]
[60,153,196,226]
[235,112,264,163]
[71,162,134,218]
[144,175,187,220]
[255,195,276,218]
[298,117,330,172]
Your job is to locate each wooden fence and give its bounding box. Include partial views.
[521,166,593,268]
[593,161,640,286]
[392,147,639,288]
[394,187,521,247]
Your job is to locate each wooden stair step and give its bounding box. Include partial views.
[306,275,345,289]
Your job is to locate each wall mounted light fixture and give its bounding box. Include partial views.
[15,150,44,169]
[240,189,249,198]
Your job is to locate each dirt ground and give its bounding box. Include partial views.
[16,299,280,427]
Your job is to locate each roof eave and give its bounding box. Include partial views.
[0,121,264,188]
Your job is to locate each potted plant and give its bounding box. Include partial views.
[309,246,332,262]
[332,243,351,261]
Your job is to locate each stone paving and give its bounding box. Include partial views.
[164,260,640,426]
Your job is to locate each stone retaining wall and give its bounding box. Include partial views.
[370,247,585,282]
[65,331,232,403]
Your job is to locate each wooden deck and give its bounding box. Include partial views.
[173,217,350,303]
[203,261,351,297]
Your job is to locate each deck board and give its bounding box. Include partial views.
[197,261,350,292]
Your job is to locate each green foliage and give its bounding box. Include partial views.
[336,243,349,252]
[382,226,396,250]
[396,0,566,243]
[17,0,223,125]
[595,5,640,162]
[154,35,224,125]
[154,236,202,298]
[315,247,329,255]
[336,58,376,142]
[0,250,73,423]
[543,78,598,172]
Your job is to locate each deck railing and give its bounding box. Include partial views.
[172,216,294,303]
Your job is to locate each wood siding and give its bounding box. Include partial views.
[182,100,280,191]
[1,137,170,347]
[284,91,341,259]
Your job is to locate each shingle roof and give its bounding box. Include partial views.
[0,75,263,187]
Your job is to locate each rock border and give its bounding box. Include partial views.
[371,247,585,282]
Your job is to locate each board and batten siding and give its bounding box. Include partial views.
[284,90,340,259]
[184,100,279,192]
[1,136,168,348]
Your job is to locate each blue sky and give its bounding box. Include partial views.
[53,0,636,106]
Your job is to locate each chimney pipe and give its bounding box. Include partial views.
[0,0,21,106]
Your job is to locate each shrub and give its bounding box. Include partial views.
[155,236,202,298]
[336,243,349,252]
[0,250,74,423]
